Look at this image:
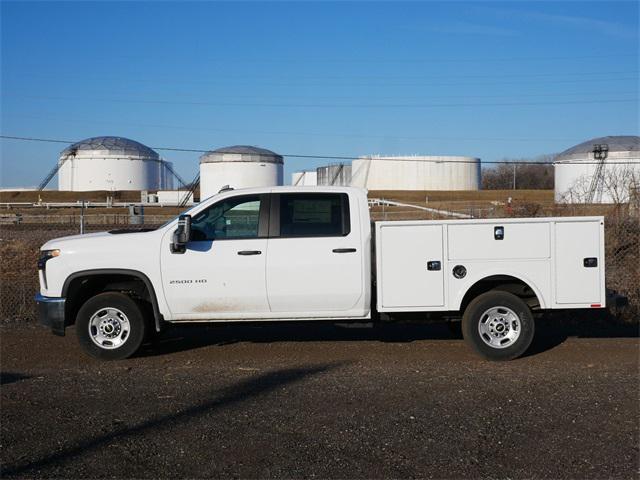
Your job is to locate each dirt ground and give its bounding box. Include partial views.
[1,319,639,479]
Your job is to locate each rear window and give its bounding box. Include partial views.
[279,193,350,237]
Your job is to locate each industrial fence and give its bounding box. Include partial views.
[1,206,638,324]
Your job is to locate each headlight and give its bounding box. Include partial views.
[38,249,61,270]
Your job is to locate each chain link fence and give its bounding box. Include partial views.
[1,205,638,324]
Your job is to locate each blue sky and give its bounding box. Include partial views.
[1,1,638,187]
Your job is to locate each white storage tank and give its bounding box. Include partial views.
[554,136,640,203]
[351,155,480,191]
[159,160,175,191]
[291,170,318,186]
[199,145,283,200]
[317,164,352,186]
[58,136,169,191]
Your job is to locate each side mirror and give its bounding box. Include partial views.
[171,214,192,254]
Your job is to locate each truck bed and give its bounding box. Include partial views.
[375,216,605,313]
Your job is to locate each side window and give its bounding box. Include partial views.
[191,196,261,241]
[279,193,350,237]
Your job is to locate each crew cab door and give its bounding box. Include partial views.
[265,192,365,316]
[160,194,270,319]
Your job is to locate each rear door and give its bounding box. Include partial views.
[378,224,445,309]
[554,220,604,305]
[265,192,364,315]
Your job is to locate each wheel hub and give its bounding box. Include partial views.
[88,307,130,350]
[478,306,521,349]
[99,318,121,338]
[489,318,509,337]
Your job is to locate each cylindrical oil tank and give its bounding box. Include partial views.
[292,170,318,186]
[57,136,165,191]
[554,136,640,203]
[159,160,175,190]
[350,155,480,191]
[316,164,352,186]
[199,145,283,200]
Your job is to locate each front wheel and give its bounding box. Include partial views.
[462,291,534,361]
[76,292,147,360]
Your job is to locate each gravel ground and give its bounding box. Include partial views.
[1,320,639,479]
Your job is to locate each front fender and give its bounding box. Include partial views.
[62,269,166,332]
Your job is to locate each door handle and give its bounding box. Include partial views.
[332,248,357,253]
[583,257,598,267]
[427,261,441,271]
[237,250,262,256]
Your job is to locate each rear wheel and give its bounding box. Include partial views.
[76,292,147,360]
[462,291,534,361]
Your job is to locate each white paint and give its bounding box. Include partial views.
[157,190,193,205]
[555,221,602,304]
[378,224,444,308]
[554,154,640,203]
[39,187,604,327]
[351,155,480,191]
[266,223,365,314]
[375,216,606,313]
[160,237,270,317]
[58,156,172,191]
[447,222,550,260]
[291,171,318,186]
[200,162,283,200]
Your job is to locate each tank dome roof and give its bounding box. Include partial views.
[200,145,283,164]
[60,136,159,159]
[555,136,640,162]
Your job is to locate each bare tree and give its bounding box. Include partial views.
[561,165,640,204]
[482,154,554,190]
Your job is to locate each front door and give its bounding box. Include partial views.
[160,194,270,319]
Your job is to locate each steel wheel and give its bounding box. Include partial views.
[88,307,131,350]
[463,291,534,361]
[477,306,521,349]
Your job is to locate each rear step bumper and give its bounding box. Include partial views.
[606,289,628,309]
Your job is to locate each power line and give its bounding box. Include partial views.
[10,88,639,103]
[106,53,640,64]
[14,69,639,83]
[2,134,639,166]
[4,94,638,109]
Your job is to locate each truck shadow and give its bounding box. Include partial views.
[0,372,30,385]
[139,313,638,358]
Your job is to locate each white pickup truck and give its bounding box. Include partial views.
[36,186,607,361]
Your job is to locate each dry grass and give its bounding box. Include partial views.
[0,190,145,203]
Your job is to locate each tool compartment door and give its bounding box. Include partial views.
[554,220,603,305]
[378,224,444,309]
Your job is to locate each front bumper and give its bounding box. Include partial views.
[35,293,67,336]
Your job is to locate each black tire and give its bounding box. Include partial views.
[76,292,147,360]
[462,291,534,361]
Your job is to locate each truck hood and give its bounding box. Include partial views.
[41,229,160,252]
